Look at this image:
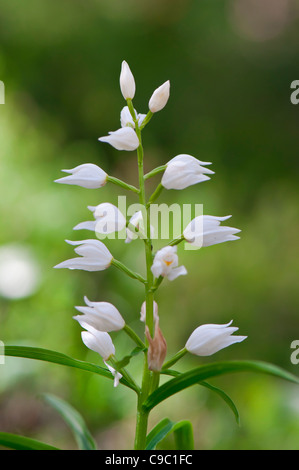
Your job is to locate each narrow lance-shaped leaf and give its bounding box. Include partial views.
[145,419,194,450]
[4,345,138,392]
[42,393,96,450]
[173,420,194,450]
[0,432,59,451]
[146,418,174,450]
[162,369,240,424]
[143,360,299,412]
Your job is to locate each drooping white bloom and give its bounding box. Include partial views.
[161,155,214,190]
[54,239,113,272]
[151,246,187,281]
[149,80,170,113]
[81,323,115,361]
[183,215,241,248]
[74,203,126,236]
[140,300,159,324]
[120,106,146,129]
[54,164,107,189]
[125,210,154,243]
[185,321,247,356]
[73,296,125,332]
[98,127,139,151]
[119,60,136,100]
[104,361,123,388]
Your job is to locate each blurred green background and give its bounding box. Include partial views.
[0,0,299,450]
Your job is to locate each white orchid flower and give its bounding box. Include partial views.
[120,106,146,129]
[125,210,154,243]
[161,154,214,190]
[185,321,247,356]
[98,127,139,151]
[73,203,126,236]
[183,215,241,248]
[54,164,107,189]
[54,239,113,272]
[73,296,125,332]
[151,246,187,281]
[81,323,115,361]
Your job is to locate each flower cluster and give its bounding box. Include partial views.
[54,60,246,392]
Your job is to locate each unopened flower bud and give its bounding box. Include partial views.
[145,320,167,372]
[149,80,170,113]
[120,60,136,100]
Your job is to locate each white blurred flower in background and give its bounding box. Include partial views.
[0,244,40,300]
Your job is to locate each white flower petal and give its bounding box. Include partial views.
[81,327,115,360]
[99,127,139,151]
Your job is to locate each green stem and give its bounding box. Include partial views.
[150,372,160,393]
[147,183,164,206]
[162,348,187,370]
[139,110,153,130]
[111,259,146,284]
[107,176,139,194]
[144,165,166,181]
[124,325,146,349]
[109,356,140,393]
[133,106,155,450]
[169,234,185,246]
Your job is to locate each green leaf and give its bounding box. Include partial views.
[145,419,194,450]
[114,346,145,370]
[4,345,138,392]
[42,393,96,450]
[146,418,174,450]
[143,360,299,412]
[162,369,240,424]
[0,432,59,450]
[200,381,240,425]
[173,421,194,450]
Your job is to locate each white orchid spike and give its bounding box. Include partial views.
[54,239,113,272]
[120,60,136,100]
[149,80,170,113]
[54,164,108,189]
[185,321,247,356]
[99,127,139,151]
[183,215,241,248]
[73,296,125,332]
[151,246,187,281]
[161,155,214,190]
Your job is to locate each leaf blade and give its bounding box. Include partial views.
[42,393,96,450]
[173,421,194,450]
[0,432,59,450]
[162,369,240,424]
[146,418,174,450]
[4,345,137,392]
[143,360,299,412]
